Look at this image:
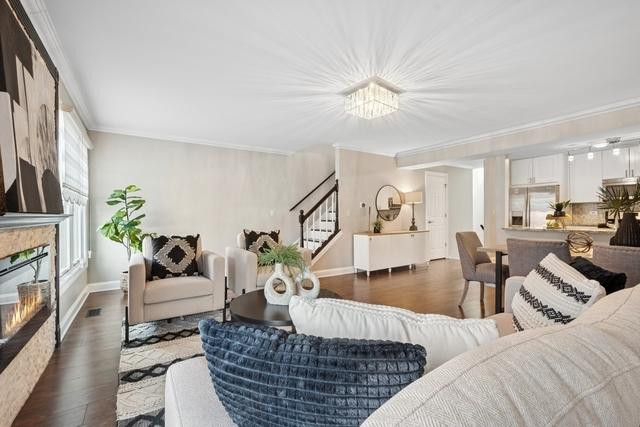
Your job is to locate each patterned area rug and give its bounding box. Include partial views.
[116,310,224,426]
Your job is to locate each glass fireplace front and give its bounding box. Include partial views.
[0,245,51,349]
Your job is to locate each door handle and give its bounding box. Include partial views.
[428,220,434,224]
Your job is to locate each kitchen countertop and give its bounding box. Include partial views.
[503,226,615,234]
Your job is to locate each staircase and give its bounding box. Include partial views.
[290,172,340,259]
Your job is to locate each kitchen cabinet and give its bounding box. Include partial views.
[511,159,532,186]
[569,152,602,203]
[602,148,631,179]
[631,146,640,178]
[511,154,564,186]
[533,155,561,184]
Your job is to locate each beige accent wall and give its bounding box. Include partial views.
[0,226,57,427]
[483,156,508,246]
[88,131,334,283]
[313,148,425,271]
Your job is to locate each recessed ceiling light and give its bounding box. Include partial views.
[568,153,574,162]
[613,147,621,156]
[344,77,400,120]
[587,151,594,160]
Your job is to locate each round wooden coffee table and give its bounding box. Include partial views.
[229,289,341,328]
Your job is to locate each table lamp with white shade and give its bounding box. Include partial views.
[403,191,423,231]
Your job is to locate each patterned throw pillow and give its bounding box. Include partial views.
[243,229,279,254]
[199,320,426,427]
[151,235,200,280]
[512,253,606,331]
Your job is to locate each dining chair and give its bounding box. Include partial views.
[456,231,509,306]
[506,238,571,277]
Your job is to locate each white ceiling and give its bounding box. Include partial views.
[41,0,640,155]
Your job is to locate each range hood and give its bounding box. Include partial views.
[602,177,640,187]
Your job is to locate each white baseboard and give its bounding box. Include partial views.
[87,280,120,293]
[313,266,355,278]
[60,287,89,340]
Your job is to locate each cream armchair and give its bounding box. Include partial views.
[225,232,312,294]
[125,236,225,342]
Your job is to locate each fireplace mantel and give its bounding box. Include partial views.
[0,213,70,230]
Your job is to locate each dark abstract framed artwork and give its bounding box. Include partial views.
[0,0,62,215]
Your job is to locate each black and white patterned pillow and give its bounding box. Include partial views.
[243,229,279,255]
[151,235,200,280]
[511,253,606,331]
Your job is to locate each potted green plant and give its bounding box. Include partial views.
[10,247,49,304]
[548,200,570,217]
[98,185,152,291]
[597,181,640,247]
[258,243,308,305]
[373,218,383,234]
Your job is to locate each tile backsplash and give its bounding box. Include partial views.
[569,203,605,226]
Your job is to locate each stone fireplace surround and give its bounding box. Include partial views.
[0,225,57,426]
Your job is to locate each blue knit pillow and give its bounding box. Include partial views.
[199,320,426,426]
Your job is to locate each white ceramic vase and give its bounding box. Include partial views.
[264,263,295,305]
[295,269,320,299]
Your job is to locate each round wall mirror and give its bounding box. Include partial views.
[375,185,402,221]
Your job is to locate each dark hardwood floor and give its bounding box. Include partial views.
[12,259,494,426]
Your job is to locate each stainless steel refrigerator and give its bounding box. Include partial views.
[509,185,559,229]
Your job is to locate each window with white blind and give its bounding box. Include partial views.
[59,110,90,280]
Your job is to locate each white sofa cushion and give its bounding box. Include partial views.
[165,357,235,427]
[512,253,606,331]
[363,286,640,426]
[289,296,499,372]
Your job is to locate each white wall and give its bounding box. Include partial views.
[88,131,334,283]
[427,166,474,259]
[313,148,425,271]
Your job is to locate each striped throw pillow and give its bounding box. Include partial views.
[512,253,606,331]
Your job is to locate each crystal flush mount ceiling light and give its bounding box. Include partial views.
[343,77,401,120]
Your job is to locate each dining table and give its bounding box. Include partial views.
[478,244,508,313]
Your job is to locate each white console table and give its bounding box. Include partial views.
[353,230,430,276]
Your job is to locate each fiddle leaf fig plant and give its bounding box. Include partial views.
[98,185,152,261]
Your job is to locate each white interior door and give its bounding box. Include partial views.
[425,172,448,260]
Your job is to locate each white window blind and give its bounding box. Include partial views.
[59,111,90,278]
[60,111,89,196]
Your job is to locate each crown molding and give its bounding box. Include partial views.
[21,0,95,129]
[332,143,395,158]
[395,97,640,159]
[91,127,295,156]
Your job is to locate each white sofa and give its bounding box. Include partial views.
[165,283,640,426]
[224,232,312,294]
